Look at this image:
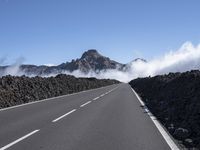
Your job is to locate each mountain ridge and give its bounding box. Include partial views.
[0,49,146,76]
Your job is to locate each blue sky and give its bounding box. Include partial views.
[0,0,200,65]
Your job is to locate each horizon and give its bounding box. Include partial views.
[1,0,200,65]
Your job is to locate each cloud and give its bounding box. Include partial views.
[130,42,200,77]
[0,57,7,65]
[2,57,25,76]
[43,64,56,67]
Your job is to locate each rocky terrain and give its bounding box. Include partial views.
[0,49,146,77]
[129,70,200,149]
[0,74,119,109]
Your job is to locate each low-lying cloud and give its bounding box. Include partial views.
[0,57,25,77]
[1,42,200,82]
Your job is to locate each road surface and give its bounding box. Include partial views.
[0,83,178,150]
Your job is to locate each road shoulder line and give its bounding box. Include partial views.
[131,87,180,150]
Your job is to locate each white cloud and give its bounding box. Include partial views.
[2,57,25,76]
[43,64,56,67]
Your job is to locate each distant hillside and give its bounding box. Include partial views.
[129,70,200,149]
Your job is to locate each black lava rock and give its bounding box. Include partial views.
[0,74,119,109]
[129,70,200,149]
[173,128,190,140]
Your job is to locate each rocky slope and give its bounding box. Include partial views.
[129,70,200,149]
[59,49,124,73]
[0,74,119,109]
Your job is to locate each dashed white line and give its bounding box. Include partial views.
[52,109,76,122]
[95,87,118,100]
[100,94,105,97]
[0,129,40,150]
[80,101,91,107]
[93,97,99,101]
[131,88,180,150]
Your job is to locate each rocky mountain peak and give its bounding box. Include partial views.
[132,58,147,63]
[81,49,102,60]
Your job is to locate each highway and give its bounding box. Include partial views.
[0,83,179,150]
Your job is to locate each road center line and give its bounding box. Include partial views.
[100,94,105,97]
[93,97,99,100]
[0,129,40,150]
[52,109,76,122]
[131,88,180,150]
[80,101,91,107]
[99,87,118,98]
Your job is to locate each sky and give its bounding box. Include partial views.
[0,0,200,66]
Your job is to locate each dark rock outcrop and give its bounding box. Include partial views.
[0,74,119,109]
[174,128,190,140]
[59,49,124,73]
[129,70,200,149]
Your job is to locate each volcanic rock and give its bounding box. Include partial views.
[0,74,119,109]
[129,70,200,149]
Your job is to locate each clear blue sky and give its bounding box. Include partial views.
[0,0,200,65]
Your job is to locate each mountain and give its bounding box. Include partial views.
[132,58,147,63]
[0,49,146,76]
[58,49,124,73]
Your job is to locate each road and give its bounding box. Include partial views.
[0,83,178,150]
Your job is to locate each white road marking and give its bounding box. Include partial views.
[100,94,105,97]
[131,88,180,150]
[80,101,91,107]
[52,109,76,122]
[93,97,99,100]
[132,89,145,106]
[0,129,40,150]
[99,87,119,98]
[0,84,119,112]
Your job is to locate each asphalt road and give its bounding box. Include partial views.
[0,83,177,150]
